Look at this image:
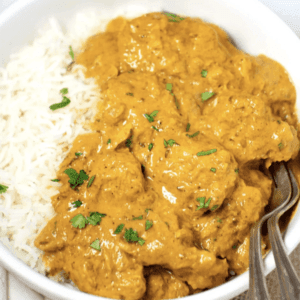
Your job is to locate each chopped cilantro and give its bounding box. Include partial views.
[186,131,199,138]
[145,220,153,230]
[164,139,176,147]
[278,143,284,150]
[50,96,71,111]
[166,83,173,92]
[201,70,208,78]
[107,139,111,144]
[152,126,159,131]
[126,136,133,148]
[87,212,106,226]
[126,93,134,97]
[132,215,143,220]
[70,214,88,229]
[210,168,216,173]
[87,175,95,188]
[0,184,8,194]
[69,46,75,61]
[277,120,281,124]
[197,149,217,156]
[72,200,82,208]
[235,168,239,173]
[75,152,82,157]
[64,168,89,189]
[148,143,154,151]
[174,95,180,109]
[216,217,222,223]
[144,110,159,123]
[90,239,101,251]
[51,179,60,182]
[196,197,212,210]
[186,123,191,132]
[124,228,145,245]
[114,224,125,234]
[232,245,237,249]
[164,12,185,22]
[211,205,219,211]
[60,88,68,95]
[145,208,152,214]
[201,91,215,102]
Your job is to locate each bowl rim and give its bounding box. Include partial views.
[1,0,300,299]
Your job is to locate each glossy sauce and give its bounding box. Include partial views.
[35,13,299,299]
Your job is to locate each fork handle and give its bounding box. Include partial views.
[248,224,271,300]
[268,215,300,300]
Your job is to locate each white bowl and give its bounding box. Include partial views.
[0,0,300,299]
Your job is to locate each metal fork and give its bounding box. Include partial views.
[267,164,300,300]
[248,162,292,300]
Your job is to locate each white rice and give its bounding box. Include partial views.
[0,11,111,273]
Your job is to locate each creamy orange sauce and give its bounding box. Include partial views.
[35,12,299,299]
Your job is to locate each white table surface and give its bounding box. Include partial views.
[0,0,300,299]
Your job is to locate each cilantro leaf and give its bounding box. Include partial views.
[0,184,8,194]
[210,168,216,173]
[152,126,159,131]
[60,88,68,95]
[174,95,180,109]
[235,168,239,173]
[150,110,159,117]
[64,168,89,189]
[126,93,134,97]
[278,143,284,150]
[197,149,217,156]
[87,175,95,188]
[69,46,74,61]
[211,205,219,211]
[201,91,215,102]
[201,70,208,78]
[114,224,125,234]
[186,131,199,138]
[87,212,106,226]
[124,228,145,245]
[51,179,60,182]
[144,110,159,123]
[166,83,173,92]
[90,239,101,251]
[72,200,82,208]
[164,139,177,147]
[132,215,143,220]
[145,220,153,230]
[138,238,145,246]
[148,143,154,151]
[50,96,71,111]
[145,208,152,213]
[232,245,237,249]
[107,139,111,144]
[70,214,88,229]
[75,152,82,157]
[126,136,133,148]
[196,197,212,210]
[164,12,185,22]
[186,123,190,132]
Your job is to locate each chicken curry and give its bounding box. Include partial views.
[35,12,300,299]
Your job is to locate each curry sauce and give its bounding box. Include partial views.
[35,13,300,299]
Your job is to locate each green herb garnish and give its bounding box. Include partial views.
[87,175,95,188]
[132,215,143,220]
[277,120,281,124]
[87,212,106,226]
[50,96,71,111]
[72,200,82,208]
[166,83,173,92]
[114,224,125,234]
[164,139,177,147]
[216,217,222,223]
[60,88,68,95]
[196,197,212,210]
[70,214,88,229]
[201,91,215,102]
[75,152,82,157]
[232,245,237,249]
[126,136,133,148]
[126,93,134,97]
[64,168,89,189]
[152,126,159,131]
[211,205,219,211]
[186,123,191,132]
[107,139,111,144]
[51,179,60,182]
[69,46,74,61]
[0,184,8,194]
[210,168,216,173]
[197,149,217,156]
[148,143,153,151]
[278,143,284,150]
[201,70,208,78]
[145,208,152,214]
[144,110,159,123]
[145,220,153,230]
[164,12,185,22]
[124,228,145,245]
[235,168,239,173]
[186,131,199,138]
[90,239,101,251]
